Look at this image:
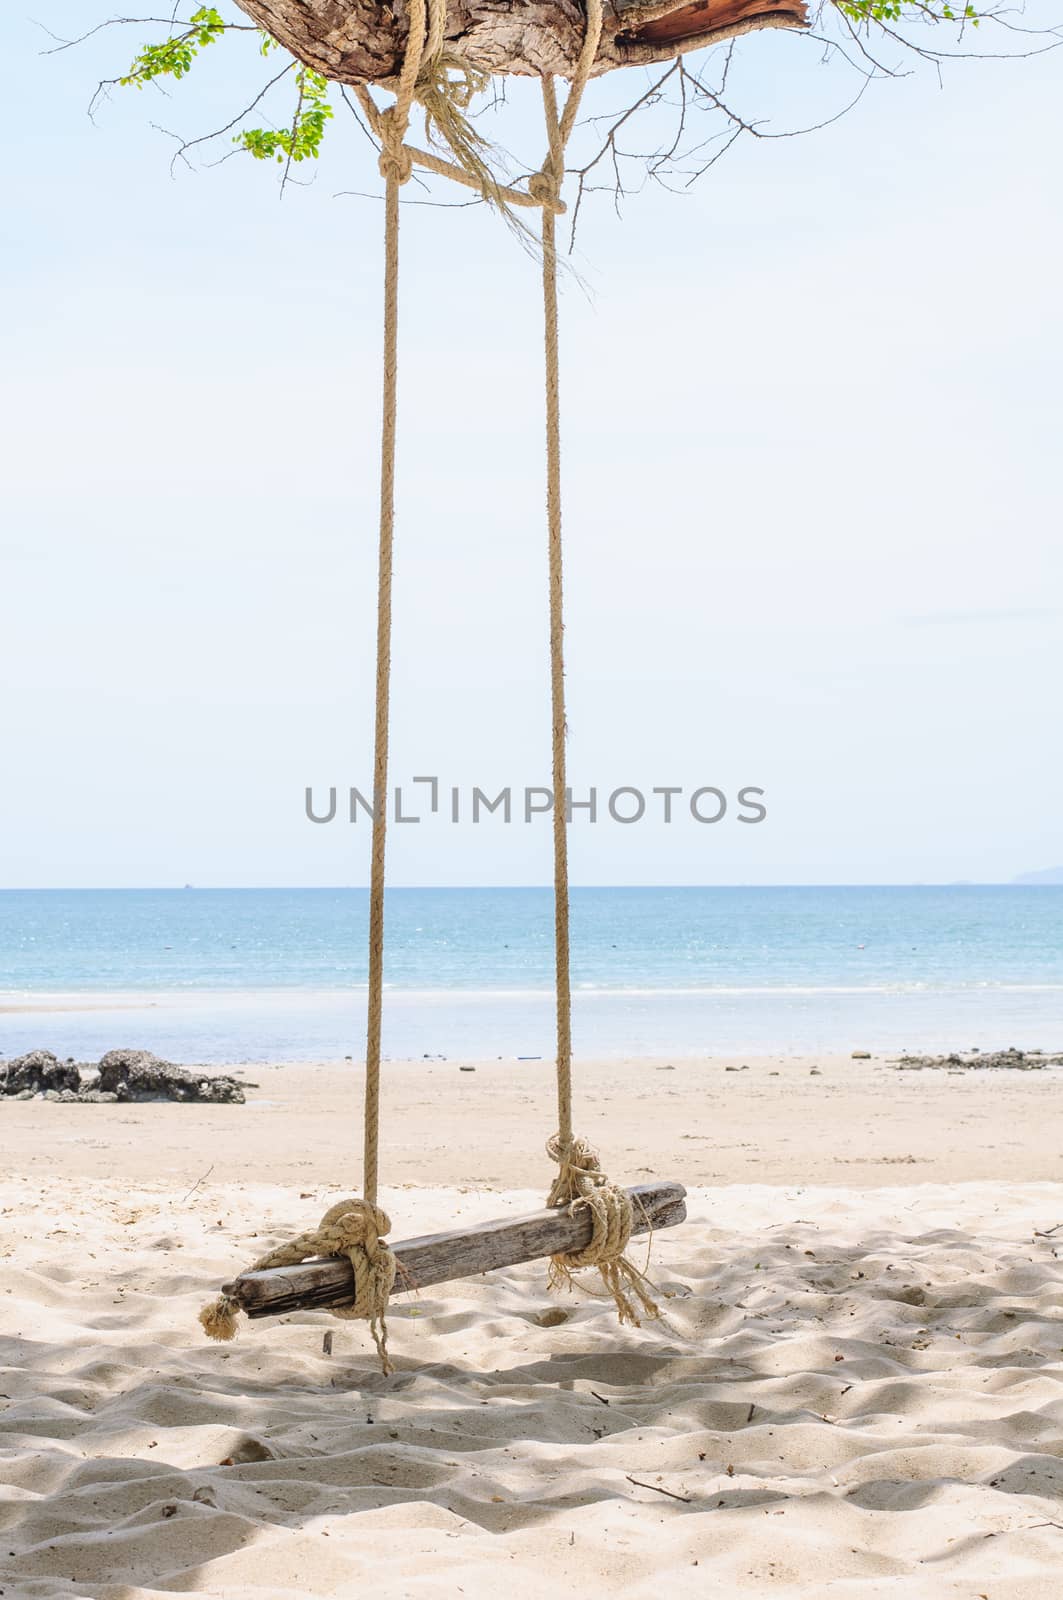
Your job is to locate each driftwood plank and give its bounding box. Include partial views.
[226,1180,687,1320]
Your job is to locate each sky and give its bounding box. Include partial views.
[1,3,1061,888]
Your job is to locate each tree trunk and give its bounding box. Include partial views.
[231,0,808,88]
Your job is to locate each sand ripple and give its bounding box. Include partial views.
[2,1181,1063,1597]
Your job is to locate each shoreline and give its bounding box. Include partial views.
[5,1051,1061,1188]
[4,981,1063,1064]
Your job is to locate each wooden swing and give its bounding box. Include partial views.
[198,0,819,1368]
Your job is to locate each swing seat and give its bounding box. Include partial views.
[223,1180,687,1320]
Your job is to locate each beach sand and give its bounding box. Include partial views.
[2,1056,1062,1597]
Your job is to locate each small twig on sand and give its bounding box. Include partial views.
[1034,1224,1063,1238]
[591,1390,610,1406]
[181,1164,214,1204]
[626,1475,692,1503]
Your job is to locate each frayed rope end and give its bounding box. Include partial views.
[199,1294,240,1342]
[545,1135,662,1327]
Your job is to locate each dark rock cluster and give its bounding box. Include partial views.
[0,1048,247,1103]
[0,1049,83,1097]
[891,1048,1063,1072]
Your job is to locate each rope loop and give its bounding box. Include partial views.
[199,1197,397,1373]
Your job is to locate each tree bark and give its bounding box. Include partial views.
[231,0,808,87]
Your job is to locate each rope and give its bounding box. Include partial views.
[199,1199,397,1371]
[538,0,602,1160]
[200,5,426,1374]
[531,0,660,1325]
[541,92,571,1151]
[363,0,429,1208]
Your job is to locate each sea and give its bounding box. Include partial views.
[0,886,1060,1064]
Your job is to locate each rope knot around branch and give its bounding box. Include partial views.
[528,169,565,215]
[379,146,415,186]
[545,1135,661,1327]
[199,1197,398,1373]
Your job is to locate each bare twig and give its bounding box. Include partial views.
[339,84,380,151]
[152,61,296,175]
[180,1164,214,1204]
[278,71,306,197]
[36,15,256,56]
[568,60,679,245]
[626,1474,692,1503]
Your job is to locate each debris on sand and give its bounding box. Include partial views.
[890,1048,1062,1072]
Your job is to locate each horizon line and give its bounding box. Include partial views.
[0,881,1056,893]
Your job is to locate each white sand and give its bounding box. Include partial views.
[5,1052,1062,1187]
[3,1058,1063,1597]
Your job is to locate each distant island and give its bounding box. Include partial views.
[1013,866,1063,885]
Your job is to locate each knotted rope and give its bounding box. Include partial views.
[528,0,659,1327]
[201,7,426,1374]
[199,1199,397,1372]
[352,0,544,218]
[535,2,601,1145]
[361,0,424,1211]
[545,1135,659,1325]
[200,0,661,1364]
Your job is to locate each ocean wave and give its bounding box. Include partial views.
[6,980,1063,1006]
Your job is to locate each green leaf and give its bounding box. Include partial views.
[235,67,334,164]
[119,7,226,89]
[837,0,985,23]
